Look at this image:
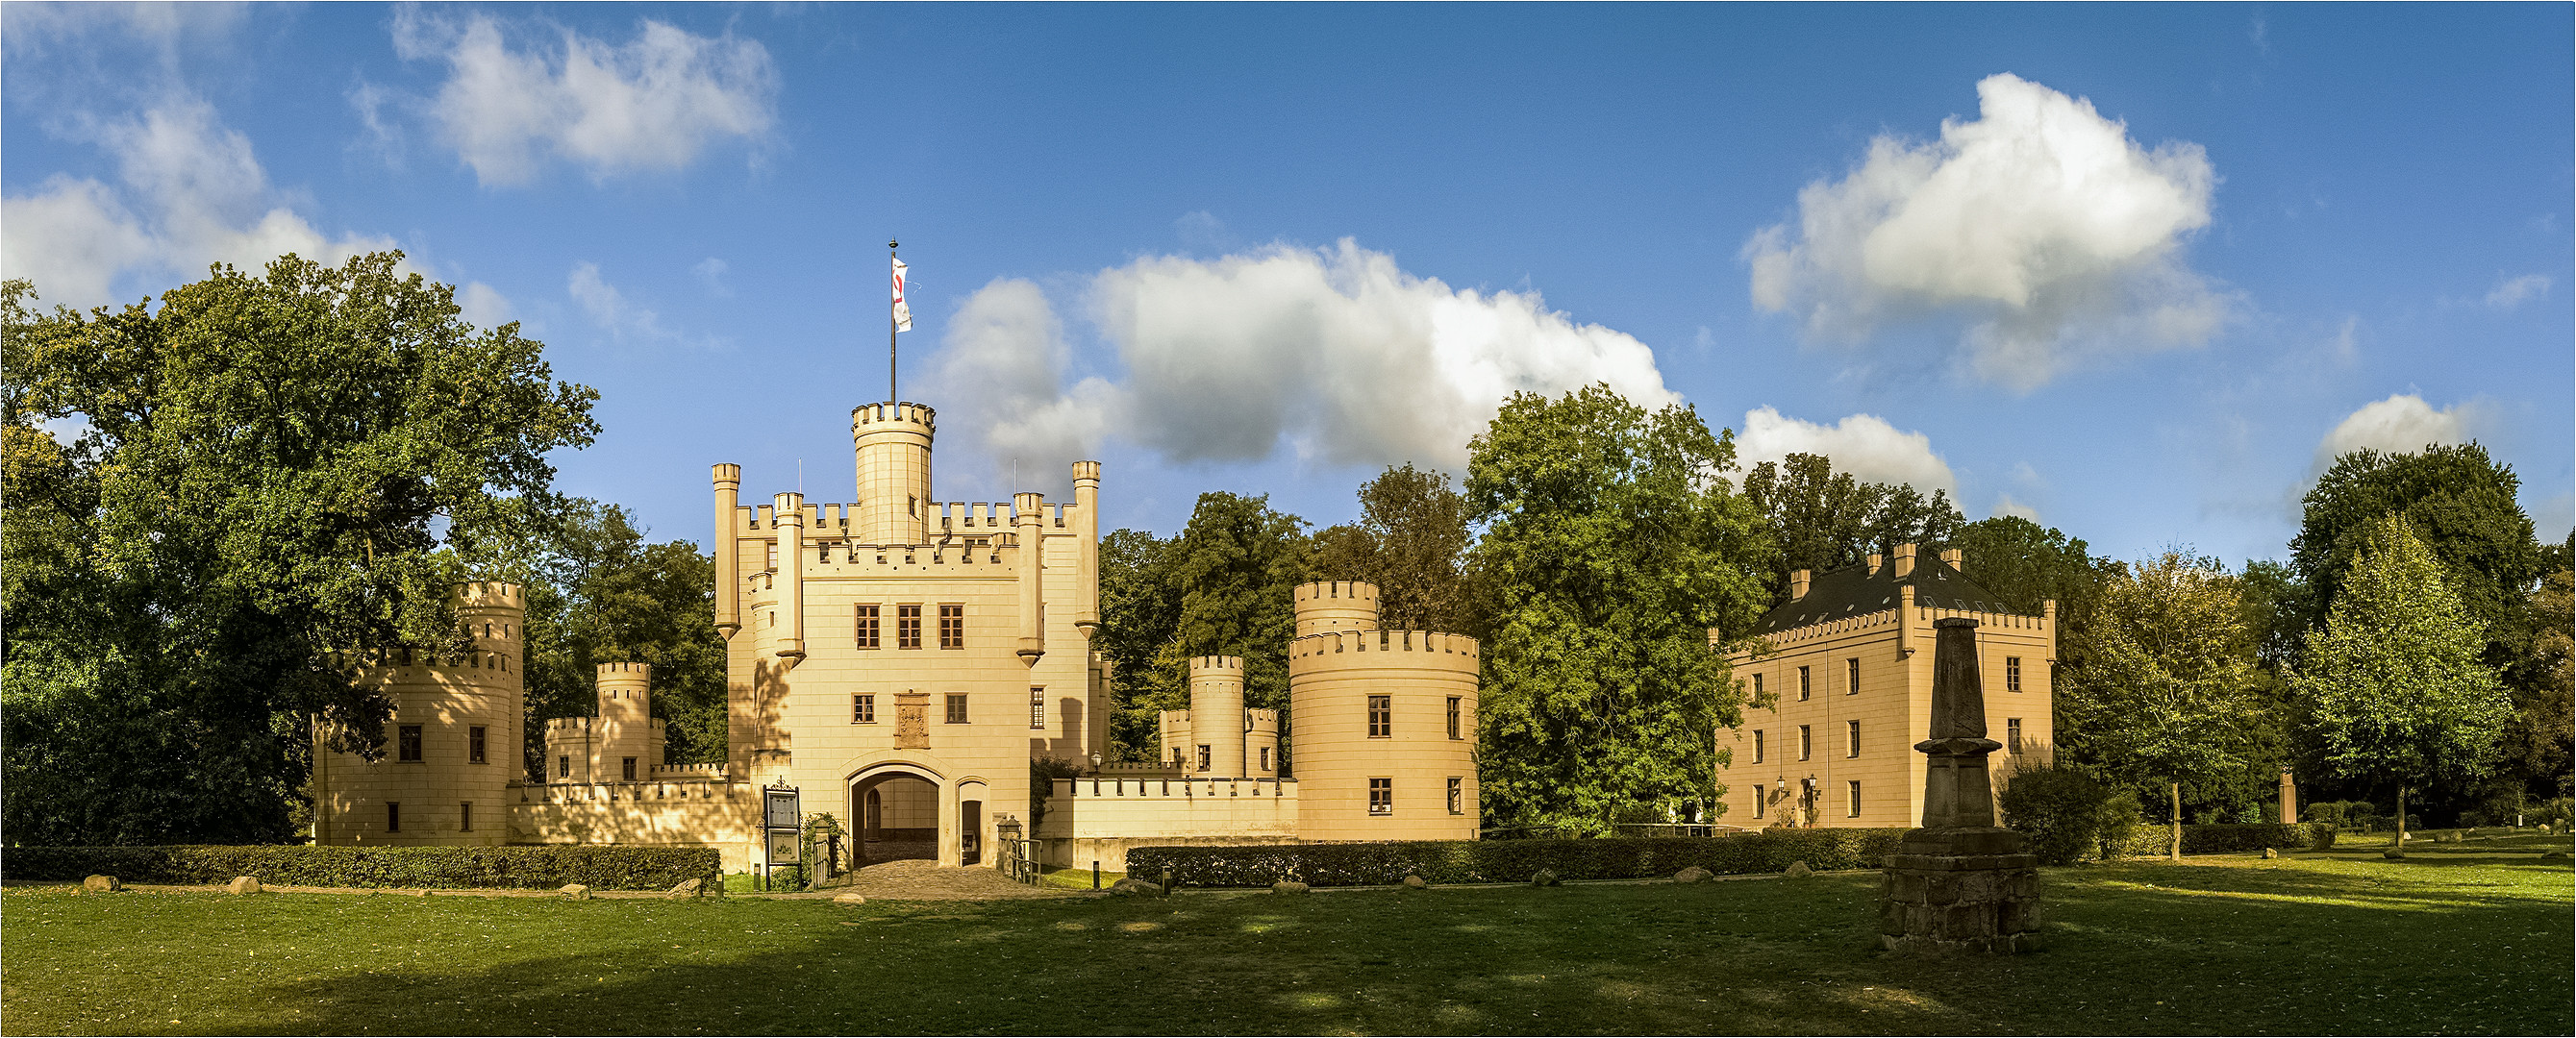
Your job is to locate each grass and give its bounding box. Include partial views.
[1038,864,1124,891]
[2,849,2568,1035]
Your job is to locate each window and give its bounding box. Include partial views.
[1260,747,1272,772]
[1798,666,1812,701]
[1751,673,1763,700]
[2006,656,2022,692]
[557,754,571,779]
[1368,695,1391,738]
[1847,780,1863,818]
[939,605,964,649]
[766,542,777,569]
[468,726,487,764]
[855,606,880,649]
[853,694,876,724]
[1799,725,1812,760]
[461,802,474,832]
[398,725,423,762]
[1369,778,1392,815]
[1447,777,1464,815]
[2007,717,2023,754]
[1753,789,1765,820]
[1754,729,1766,764]
[1030,688,1046,729]
[1846,657,1861,695]
[1197,745,1212,771]
[622,757,638,782]
[897,606,922,649]
[1446,697,1463,740]
[1847,720,1861,758]
[944,693,968,725]
[386,802,401,832]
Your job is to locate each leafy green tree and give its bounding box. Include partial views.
[1097,528,1179,762]
[486,502,728,775]
[2499,568,2572,799]
[2291,444,2540,658]
[1308,463,1471,632]
[1,257,597,844]
[1742,452,1964,604]
[1465,385,1771,831]
[2059,551,2268,858]
[2294,515,2513,848]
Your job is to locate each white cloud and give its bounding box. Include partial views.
[691,257,731,296]
[0,96,394,309]
[1733,407,1957,496]
[2315,394,2476,468]
[567,261,711,352]
[1747,73,2230,390]
[1991,493,2040,521]
[2484,273,2549,309]
[925,239,1678,478]
[456,281,516,330]
[389,12,776,185]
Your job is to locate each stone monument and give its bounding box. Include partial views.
[1878,617,2042,953]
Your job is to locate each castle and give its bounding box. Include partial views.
[1715,544,2057,828]
[314,397,1481,873]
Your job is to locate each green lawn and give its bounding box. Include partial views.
[3,849,2568,1035]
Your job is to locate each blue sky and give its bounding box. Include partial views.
[6,4,2568,567]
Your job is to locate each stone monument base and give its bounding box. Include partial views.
[1878,827,2041,953]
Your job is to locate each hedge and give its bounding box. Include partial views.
[1126,828,1913,888]
[0,845,720,891]
[2110,823,2337,857]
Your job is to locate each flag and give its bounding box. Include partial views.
[891,258,913,334]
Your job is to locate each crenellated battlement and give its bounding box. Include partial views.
[597,662,652,680]
[456,581,524,610]
[850,401,938,432]
[1189,655,1245,674]
[1293,580,1380,636]
[1288,629,1481,670]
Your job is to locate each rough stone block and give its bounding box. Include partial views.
[1879,901,1909,936]
[1272,880,1312,895]
[1783,861,1813,878]
[225,877,262,896]
[1530,869,1561,887]
[667,878,706,899]
[1402,875,1429,890]
[2261,848,2279,859]
[1927,874,1960,905]
[1675,866,1713,885]
[1889,872,1926,903]
[559,883,591,900]
[832,893,867,904]
[82,875,120,893]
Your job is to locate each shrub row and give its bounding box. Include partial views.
[2110,823,2337,857]
[1126,828,1913,888]
[0,844,720,891]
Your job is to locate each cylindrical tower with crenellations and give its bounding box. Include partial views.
[1188,655,1246,777]
[850,401,935,545]
[315,581,525,846]
[1288,581,1480,841]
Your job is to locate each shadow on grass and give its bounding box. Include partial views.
[4,857,2568,1036]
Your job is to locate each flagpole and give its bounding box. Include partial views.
[888,239,900,405]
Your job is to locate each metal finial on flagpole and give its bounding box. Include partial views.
[888,239,900,406]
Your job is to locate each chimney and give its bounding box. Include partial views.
[1866,552,1883,575]
[1893,542,1916,578]
[1940,548,1963,570]
[1788,569,1812,602]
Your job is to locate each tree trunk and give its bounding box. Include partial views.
[2169,781,2184,861]
[2395,785,2408,849]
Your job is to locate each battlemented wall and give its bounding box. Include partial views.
[1037,775,1301,871]
[1287,581,1482,842]
[508,777,759,871]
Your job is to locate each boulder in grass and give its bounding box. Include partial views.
[832,892,867,904]
[1402,875,1428,890]
[82,875,120,893]
[226,877,263,895]
[1271,880,1311,895]
[667,878,705,899]
[2382,849,2406,860]
[2261,848,2279,859]
[1530,869,1561,887]
[559,883,592,900]
[1673,866,1713,884]
[1108,878,1164,897]
[1783,861,1813,878]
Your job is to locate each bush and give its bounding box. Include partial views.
[2096,793,2143,859]
[1128,828,1913,888]
[2542,798,2575,829]
[2109,823,2336,857]
[0,845,719,891]
[1997,763,2119,866]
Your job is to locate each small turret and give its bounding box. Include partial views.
[851,402,935,545]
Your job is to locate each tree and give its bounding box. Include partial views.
[2499,567,2573,799]
[1,256,598,844]
[486,502,728,775]
[1093,495,1313,764]
[1466,385,1771,830]
[1096,528,1179,762]
[1308,463,1471,631]
[1742,452,1964,605]
[2291,444,2540,660]
[2294,515,2513,848]
[2058,551,2269,858]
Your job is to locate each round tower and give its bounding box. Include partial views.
[1293,581,1379,636]
[1188,655,1246,777]
[1288,581,1480,841]
[315,581,524,847]
[851,401,935,545]
[594,662,660,783]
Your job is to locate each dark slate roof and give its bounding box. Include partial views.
[1754,553,2022,635]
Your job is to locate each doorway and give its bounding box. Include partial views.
[852,773,938,864]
